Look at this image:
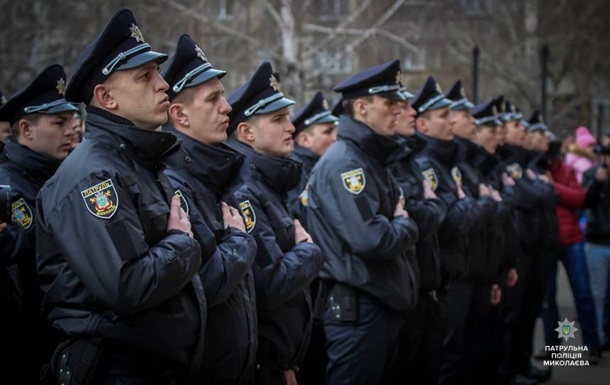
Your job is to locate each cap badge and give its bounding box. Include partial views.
[459,86,466,98]
[492,105,498,116]
[395,71,403,85]
[195,45,207,62]
[435,82,443,94]
[270,74,281,92]
[322,98,329,110]
[130,23,145,43]
[56,78,66,95]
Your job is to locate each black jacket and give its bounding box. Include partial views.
[306,116,420,311]
[386,135,447,292]
[583,165,610,246]
[225,138,323,371]
[288,145,320,229]
[412,133,481,281]
[36,108,206,378]
[163,126,258,384]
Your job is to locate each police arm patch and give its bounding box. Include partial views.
[506,162,522,180]
[341,168,366,194]
[451,167,462,187]
[239,200,256,233]
[81,179,119,219]
[12,198,33,229]
[174,190,190,216]
[422,168,438,192]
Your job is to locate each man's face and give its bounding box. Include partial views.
[495,124,507,146]
[529,131,549,152]
[394,100,416,137]
[297,122,337,157]
[21,111,77,160]
[104,62,170,130]
[358,95,402,136]
[249,107,295,157]
[0,121,9,142]
[504,120,527,146]
[181,78,232,145]
[449,110,476,140]
[417,107,452,141]
[475,125,498,154]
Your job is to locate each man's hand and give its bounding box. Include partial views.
[284,369,298,385]
[479,183,492,197]
[0,222,7,232]
[294,219,313,244]
[596,165,609,181]
[394,198,409,218]
[221,202,246,232]
[502,173,515,187]
[167,195,192,237]
[490,284,502,305]
[506,268,518,287]
[423,179,437,199]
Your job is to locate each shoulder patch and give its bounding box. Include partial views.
[81,179,119,219]
[506,162,522,180]
[239,200,256,233]
[341,168,366,194]
[299,185,309,207]
[174,190,189,216]
[12,198,33,229]
[451,167,462,186]
[422,168,438,191]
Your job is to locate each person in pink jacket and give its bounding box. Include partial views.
[538,134,601,363]
[565,126,597,184]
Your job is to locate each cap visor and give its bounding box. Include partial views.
[379,91,407,101]
[429,98,453,111]
[318,115,339,124]
[45,102,79,114]
[118,51,168,71]
[256,97,295,115]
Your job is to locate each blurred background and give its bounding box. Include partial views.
[1,0,609,139]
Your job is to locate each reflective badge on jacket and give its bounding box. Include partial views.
[422,168,438,191]
[341,168,366,194]
[299,185,309,206]
[506,162,522,180]
[12,198,33,229]
[451,167,462,187]
[239,200,256,233]
[174,190,190,216]
[81,179,119,219]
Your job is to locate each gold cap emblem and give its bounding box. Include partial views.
[435,82,443,94]
[130,24,145,43]
[56,78,66,95]
[270,74,281,92]
[322,98,329,110]
[396,71,403,85]
[195,45,207,62]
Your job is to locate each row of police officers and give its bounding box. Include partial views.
[0,7,561,385]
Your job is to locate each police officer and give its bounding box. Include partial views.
[288,91,338,385]
[36,9,206,385]
[161,34,258,384]
[409,76,484,385]
[495,103,554,385]
[225,61,323,385]
[306,59,420,385]
[385,83,448,385]
[0,64,79,385]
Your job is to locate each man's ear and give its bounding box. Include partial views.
[92,83,118,110]
[168,103,189,127]
[18,119,34,140]
[237,121,255,142]
[415,116,427,133]
[295,131,309,147]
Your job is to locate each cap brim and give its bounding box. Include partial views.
[379,90,407,101]
[452,100,474,111]
[400,90,415,100]
[428,98,452,111]
[317,115,339,124]
[118,50,168,71]
[256,97,295,115]
[190,68,227,87]
[45,102,79,114]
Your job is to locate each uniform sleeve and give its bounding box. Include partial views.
[309,162,418,261]
[165,171,258,308]
[0,221,29,267]
[406,198,447,242]
[36,174,202,315]
[233,190,322,311]
[437,192,479,236]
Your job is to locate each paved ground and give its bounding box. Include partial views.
[533,264,610,384]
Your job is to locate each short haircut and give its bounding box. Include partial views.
[342,96,374,117]
[11,113,43,138]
